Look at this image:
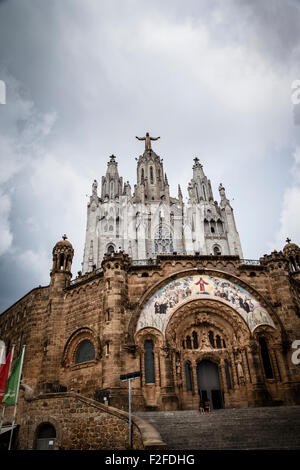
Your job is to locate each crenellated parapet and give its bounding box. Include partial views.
[259,250,289,272]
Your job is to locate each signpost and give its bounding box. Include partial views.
[120,371,142,449]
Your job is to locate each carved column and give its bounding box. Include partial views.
[159,348,167,389]
[247,342,263,384]
[229,350,238,389]
[141,350,146,387]
[220,358,228,393]
[241,349,251,384]
[191,359,199,395]
[274,346,289,383]
[269,348,281,382]
[172,352,178,391]
[154,348,160,388]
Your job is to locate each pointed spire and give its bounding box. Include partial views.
[193,157,203,170]
[164,173,169,185]
[178,184,183,205]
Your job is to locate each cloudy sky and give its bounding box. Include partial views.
[0,0,299,312]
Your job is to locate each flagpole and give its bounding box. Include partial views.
[8,345,25,451]
[0,344,15,436]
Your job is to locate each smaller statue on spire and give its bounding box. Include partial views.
[219,183,226,198]
[92,179,98,196]
[136,132,160,151]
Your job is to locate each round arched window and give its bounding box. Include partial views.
[213,246,221,255]
[75,340,95,364]
[107,245,115,254]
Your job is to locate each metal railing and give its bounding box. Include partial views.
[69,267,103,286]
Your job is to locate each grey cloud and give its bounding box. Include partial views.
[0,0,299,312]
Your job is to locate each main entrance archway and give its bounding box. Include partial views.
[197,360,223,410]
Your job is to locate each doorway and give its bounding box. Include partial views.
[197,360,224,410]
[35,423,56,450]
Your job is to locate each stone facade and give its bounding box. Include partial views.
[1,141,300,450]
[82,148,243,273]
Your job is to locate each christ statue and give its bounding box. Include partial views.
[136,132,160,151]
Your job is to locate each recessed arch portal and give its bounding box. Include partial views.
[136,274,275,335]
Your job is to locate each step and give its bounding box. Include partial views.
[134,406,300,450]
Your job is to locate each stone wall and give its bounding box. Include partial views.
[17,393,144,450]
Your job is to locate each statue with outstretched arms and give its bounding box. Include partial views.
[136,132,160,151]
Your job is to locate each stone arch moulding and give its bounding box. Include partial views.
[32,416,63,450]
[61,327,101,367]
[132,270,279,340]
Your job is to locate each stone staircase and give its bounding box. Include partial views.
[134,406,300,450]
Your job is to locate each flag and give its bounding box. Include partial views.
[2,351,22,406]
[0,348,13,405]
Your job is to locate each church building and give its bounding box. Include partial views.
[0,135,300,450]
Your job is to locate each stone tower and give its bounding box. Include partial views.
[82,137,243,273]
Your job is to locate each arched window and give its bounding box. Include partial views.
[36,423,56,450]
[107,245,115,254]
[225,360,232,390]
[186,336,192,349]
[185,362,193,391]
[259,337,274,379]
[204,219,210,235]
[203,185,207,200]
[209,331,215,348]
[144,340,155,383]
[214,246,221,255]
[59,254,64,269]
[216,335,222,349]
[217,220,223,233]
[141,168,144,182]
[75,340,95,364]
[150,166,154,184]
[192,331,198,349]
[182,340,185,349]
[290,257,297,272]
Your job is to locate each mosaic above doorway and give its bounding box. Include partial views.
[136,274,275,334]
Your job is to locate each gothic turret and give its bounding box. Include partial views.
[283,238,300,273]
[101,155,123,200]
[50,235,74,288]
[187,158,213,203]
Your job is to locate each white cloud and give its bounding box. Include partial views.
[0,71,57,257]
[18,248,49,282]
[272,147,300,250]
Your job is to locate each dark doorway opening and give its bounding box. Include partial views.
[35,423,56,450]
[197,360,224,410]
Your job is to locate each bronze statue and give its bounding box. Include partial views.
[136,132,160,151]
